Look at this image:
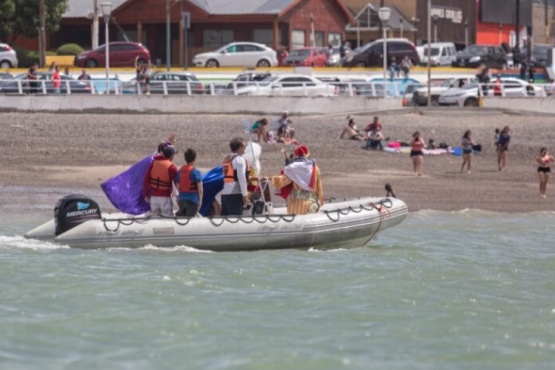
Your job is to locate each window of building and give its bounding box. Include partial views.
[328,33,342,46]
[314,31,324,47]
[292,30,306,48]
[203,30,234,49]
[253,29,277,46]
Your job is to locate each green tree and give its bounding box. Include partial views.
[7,0,67,41]
[0,0,16,42]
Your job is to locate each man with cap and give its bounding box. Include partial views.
[269,145,323,215]
[143,145,178,217]
[221,137,249,216]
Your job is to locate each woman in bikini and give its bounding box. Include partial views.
[410,131,425,176]
[339,118,364,141]
[537,147,554,198]
[461,130,476,174]
[251,118,268,143]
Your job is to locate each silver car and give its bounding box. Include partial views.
[0,43,18,68]
[192,42,277,68]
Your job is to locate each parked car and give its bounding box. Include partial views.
[208,72,272,94]
[119,72,204,95]
[0,43,18,68]
[326,46,343,66]
[413,77,474,106]
[438,77,541,107]
[341,38,419,68]
[74,42,151,68]
[192,42,277,68]
[0,72,91,94]
[234,74,336,96]
[452,44,507,69]
[417,42,457,66]
[530,44,553,67]
[283,47,328,67]
[0,72,13,80]
[356,77,420,97]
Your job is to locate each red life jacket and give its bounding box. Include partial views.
[222,155,249,183]
[149,159,173,191]
[178,165,198,193]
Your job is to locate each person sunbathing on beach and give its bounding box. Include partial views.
[340,118,364,141]
[277,123,300,145]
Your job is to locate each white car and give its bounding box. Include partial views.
[414,77,474,105]
[438,77,544,107]
[0,43,18,68]
[193,42,277,68]
[234,74,337,96]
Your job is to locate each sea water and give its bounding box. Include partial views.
[1,208,555,369]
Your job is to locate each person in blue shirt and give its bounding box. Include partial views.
[175,148,204,217]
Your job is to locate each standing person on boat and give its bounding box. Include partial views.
[142,145,178,217]
[221,137,249,216]
[269,145,323,215]
[176,148,203,217]
[410,131,425,176]
[461,130,476,174]
[497,126,511,172]
[537,148,554,198]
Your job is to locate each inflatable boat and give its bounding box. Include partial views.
[25,195,408,251]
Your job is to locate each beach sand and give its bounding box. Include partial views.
[1,111,554,213]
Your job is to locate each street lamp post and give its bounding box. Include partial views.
[411,17,420,44]
[433,15,438,43]
[100,2,112,95]
[378,7,391,85]
[464,18,469,47]
[400,18,404,38]
[427,0,432,107]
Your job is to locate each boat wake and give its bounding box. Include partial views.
[106,244,213,253]
[0,235,69,250]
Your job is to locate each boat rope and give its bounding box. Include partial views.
[359,200,393,247]
[323,198,393,222]
[207,214,296,227]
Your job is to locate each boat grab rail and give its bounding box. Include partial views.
[100,213,297,231]
[323,198,393,222]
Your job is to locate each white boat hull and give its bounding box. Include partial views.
[25,197,408,251]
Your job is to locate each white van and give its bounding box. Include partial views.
[417,42,457,66]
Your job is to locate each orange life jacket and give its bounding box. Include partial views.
[223,155,249,183]
[178,165,198,193]
[149,159,173,191]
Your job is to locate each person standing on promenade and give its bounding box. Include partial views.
[410,131,425,176]
[536,148,554,198]
[497,126,511,172]
[176,148,203,217]
[221,138,249,216]
[143,145,178,217]
[52,65,61,95]
[461,130,476,174]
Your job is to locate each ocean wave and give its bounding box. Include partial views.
[0,235,69,250]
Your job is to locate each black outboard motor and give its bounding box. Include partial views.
[55,194,102,235]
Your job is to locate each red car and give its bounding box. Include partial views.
[282,47,328,67]
[74,42,151,68]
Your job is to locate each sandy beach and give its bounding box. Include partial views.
[1,110,554,213]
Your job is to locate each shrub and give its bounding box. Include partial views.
[56,43,84,56]
[13,47,39,67]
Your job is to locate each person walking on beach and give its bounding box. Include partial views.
[221,137,249,216]
[410,131,425,176]
[176,148,203,217]
[497,126,511,171]
[143,145,178,217]
[536,148,554,198]
[461,130,476,174]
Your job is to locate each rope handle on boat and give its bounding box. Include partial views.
[323,198,393,222]
[101,213,296,231]
[359,201,392,247]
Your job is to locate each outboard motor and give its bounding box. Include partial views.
[55,194,101,235]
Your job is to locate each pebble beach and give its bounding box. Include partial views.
[1,110,554,213]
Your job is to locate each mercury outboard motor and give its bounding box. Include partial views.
[55,194,101,235]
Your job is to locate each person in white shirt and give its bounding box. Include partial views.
[221,137,249,215]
